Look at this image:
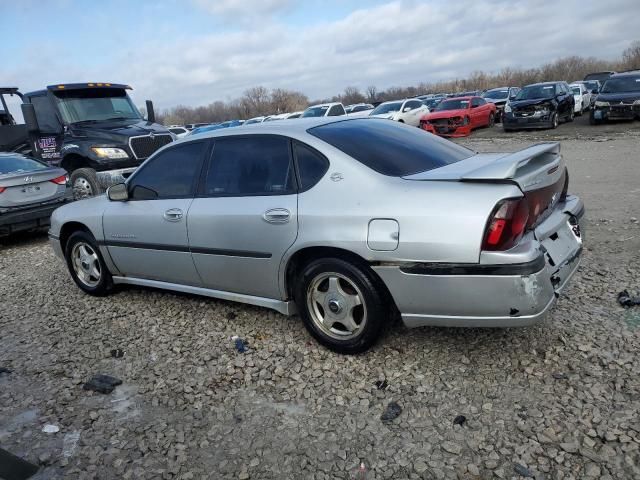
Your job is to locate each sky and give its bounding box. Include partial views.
[2,0,639,114]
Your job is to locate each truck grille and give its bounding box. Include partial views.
[129,134,173,159]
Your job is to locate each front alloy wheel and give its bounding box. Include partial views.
[65,231,113,296]
[71,242,102,288]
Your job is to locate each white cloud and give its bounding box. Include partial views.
[192,0,291,18]
[4,0,640,115]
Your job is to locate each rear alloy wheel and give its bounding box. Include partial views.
[295,258,386,354]
[65,231,113,296]
[70,168,102,200]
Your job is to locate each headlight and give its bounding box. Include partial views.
[634,99,640,105]
[91,147,129,159]
[594,101,610,107]
[504,104,512,113]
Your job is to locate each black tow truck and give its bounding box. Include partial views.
[0,83,173,198]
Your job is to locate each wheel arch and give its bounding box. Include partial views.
[61,153,91,173]
[283,245,398,312]
[59,221,92,253]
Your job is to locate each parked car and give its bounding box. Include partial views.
[48,118,584,354]
[420,96,496,137]
[569,83,591,115]
[284,111,303,119]
[482,87,520,122]
[584,71,616,83]
[167,126,189,138]
[421,97,444,111]
[185,123,209,130]
[190,120,242,135]
[369,99,429,126]
[345,103,374,114]
[590,70,640,125]
[301,103,346,118]
[572,80,601,108]
[502,82,575,131]
[243,116,269,125]
[1,153,72,236]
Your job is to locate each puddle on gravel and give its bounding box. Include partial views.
[624,310,640,329]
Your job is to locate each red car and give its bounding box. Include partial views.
[420,96,496,137]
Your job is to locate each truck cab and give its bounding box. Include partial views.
[0,83,173,199]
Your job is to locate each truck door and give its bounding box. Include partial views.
[26,94,64,166]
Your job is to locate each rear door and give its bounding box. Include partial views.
[102,141,207,285]
[187,134,298,299]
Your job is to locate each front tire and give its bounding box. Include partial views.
[65,231,113,296]
[566,109,574,122]
[487,112,495,127]
[294,257,387,354]
[550,113,559,129]
[71,168,102,200]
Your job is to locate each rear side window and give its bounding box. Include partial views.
[293,142,329,191]
[327,105,345,116]
[205,135,295,196]
[129,142,206,200]
[308,119,474,176]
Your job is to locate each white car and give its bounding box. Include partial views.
[569,83,591,115]
[301,103,346,118]
[243,116,271,125]
[167,126,189,138]
[368,99,429,126]
[284,111,303,119]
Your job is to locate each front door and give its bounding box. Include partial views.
[103,141,208,286]
[188,134,298,299]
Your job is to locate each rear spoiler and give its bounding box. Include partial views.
[404,142,563,192]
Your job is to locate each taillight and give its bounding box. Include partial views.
[50,175,68,185]
[0,187,5,194]
[482,198,529,251]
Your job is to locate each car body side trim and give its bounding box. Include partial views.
[111,276,296,315]
[398,254,545,276]
[98,240,272,258]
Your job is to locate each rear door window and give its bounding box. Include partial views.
[204,135,295,196]
[308,119,474,176]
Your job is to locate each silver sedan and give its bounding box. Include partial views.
[49,118,584,353]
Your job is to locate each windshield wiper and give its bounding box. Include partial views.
[71,119,101,125]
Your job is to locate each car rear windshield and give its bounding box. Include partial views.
[0,155,47,175]
[308,119,474,177]
[601,77,640,93]
[436,99,470,111]
[302,106,329,118]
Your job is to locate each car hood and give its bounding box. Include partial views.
[369,113,397,120]
[422,109,468,120]
[509,98,555,109]
[596,92,640,103]
[69,120,171,143]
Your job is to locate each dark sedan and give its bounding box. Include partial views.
[503,82,575,131]
[0,153,72,236]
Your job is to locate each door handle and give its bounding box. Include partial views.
[263,208,290,224]
[163,208,183,222]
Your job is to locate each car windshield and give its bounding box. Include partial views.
[584,81,599,90]
[0,154,47,175]
[571,86,582,95]
[601,77,640,93]
[308,119,474,176]
[483,89,509,99]
[424,98,442,109]
[514,85,556,100]
[371,102,402,115]
[54,88,142,123]
[435,99,470,111]
[301,106,330,118]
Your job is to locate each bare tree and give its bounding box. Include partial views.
[622,40,640,70]
[366,85,377,103]
[341,86,366,105]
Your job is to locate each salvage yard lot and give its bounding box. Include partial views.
[1,119,640,479]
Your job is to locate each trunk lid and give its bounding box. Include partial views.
[0,167,67,209]
[404,142,568,229]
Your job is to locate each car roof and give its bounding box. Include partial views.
[525,81,562,87]
[610,70,640,78]
[307,102,341,108]
[442,96,474,101]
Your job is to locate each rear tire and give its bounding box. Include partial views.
[294,257,387,354]
[550,113,559,129]
[566,109,574,122]
[71,168,102,200]
[65,231,113,296]
[488,112,495,127]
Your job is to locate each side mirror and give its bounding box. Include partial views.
[145,100,156,123]
[591,89,598,95]
[21,103,40,134]
[107,183,129,202]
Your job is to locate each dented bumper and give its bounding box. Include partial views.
[373,195,584,328]
[422,122,472,138]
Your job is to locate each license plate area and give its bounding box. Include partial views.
[22,185,42,196]
[541,218,583,292]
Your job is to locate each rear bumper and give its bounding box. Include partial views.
[0,193,73,235]
[374,196,584,328]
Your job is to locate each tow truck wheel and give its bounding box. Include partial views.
[71,168,102,200]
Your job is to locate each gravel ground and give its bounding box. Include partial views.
[1,119,639,480]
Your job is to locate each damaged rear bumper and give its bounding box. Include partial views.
[373,195,585,328]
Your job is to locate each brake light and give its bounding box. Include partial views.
[0,187,5,194]
[50,175,68,185]
[482,198,529,251]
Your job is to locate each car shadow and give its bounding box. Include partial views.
[0,229,49,249]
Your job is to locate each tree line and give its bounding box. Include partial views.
[157,40,640,126]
